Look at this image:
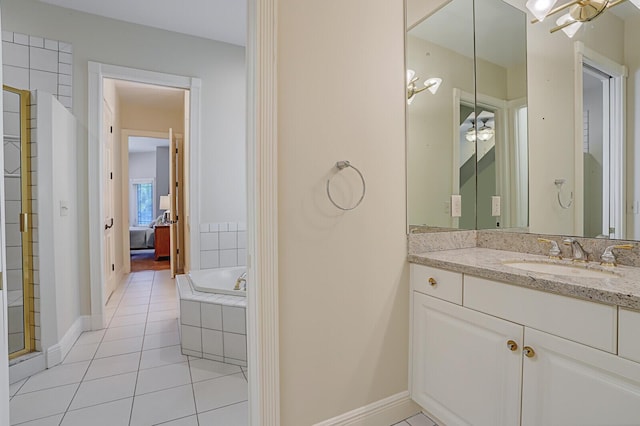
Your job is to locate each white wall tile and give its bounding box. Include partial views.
[181,325,202,353]
[237,222,247,231]
[6,246,22,270]
[223,333,247,361]
[219,232,237,249]
[58,63,72,75]
[3,65,29,89]
[58,74,73,86]
[29,70,57,94]
[201,329,223,356]
[202,353,224,363]
[180,300,201,327]
[208,223,219,232]
[199,223,209,233]
[58,52,72,64]
[30,47,58,73]
[3,91,20,112]
[5,200,20,224]
[58,42,72,53]
[29,36,44,48]
[2,31,13,42]
[200,233,219,251]
[58,96,72,108]
[200,250,219,269]
[201,304,222,330]
[13,33,29,45]
[58,84,72,97]
[5,223,21,247]
[227,222,238,232]
[217,222,228,232]
[222,306,246,334]
[7,270,22,292]
[44,39,58,51]
[3,42,29,68]
[237,250,247,267]
[4,112,20,137]
[219,250,237,267]
[237,231,246,249]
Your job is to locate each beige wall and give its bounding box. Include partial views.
[120,102,184,135]
[625,15,640,239]
[277,0,417,424]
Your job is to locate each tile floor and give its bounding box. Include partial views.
[8,270,248,425]
[393,413,439,426]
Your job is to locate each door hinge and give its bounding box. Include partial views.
[175,148,178,154]
[175,182,179,188]
[110,172,113,180]
[177,249,180,254]
[110,126,113,133]
[111,264,115,271]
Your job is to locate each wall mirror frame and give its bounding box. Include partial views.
[406,0,640,242]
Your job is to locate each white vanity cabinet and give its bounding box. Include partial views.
[410,263,640,426]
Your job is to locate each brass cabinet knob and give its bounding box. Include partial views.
[523,346,536,358]
[507,340,518,351]
[428,277,437,287]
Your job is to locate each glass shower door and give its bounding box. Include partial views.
[3,85,34,359]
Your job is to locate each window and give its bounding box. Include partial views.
[130,179,155,226]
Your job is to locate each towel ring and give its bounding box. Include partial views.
[326,161,366,211]
[555,178,573,209]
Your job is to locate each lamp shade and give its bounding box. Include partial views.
[159,195,170,211]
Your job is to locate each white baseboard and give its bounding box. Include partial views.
[314,391,419,426]
[46,315,91,367]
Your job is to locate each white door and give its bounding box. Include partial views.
[522,327,640,426]
[0,283,9,425]
[412,293,523,425]
[169,128,177,277]
[103,101,116,301]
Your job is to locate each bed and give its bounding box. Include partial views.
[129,226,156,249]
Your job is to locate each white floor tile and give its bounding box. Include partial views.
[109,313,147,327]
[120,296,150,306]
[198,401,248,425]
[95,336,143,359]
[157,415,198,426]
[69,372,137,410]
[189,358,242,383]
[115,304,149,317]
[10,383,78,424]
[135,362,191,395]
[149,302,178,313]
[9,378,27,397]
[406,413,437,426]
[62,343,99,364]
[61,397,132,426]
[192,373,247,413]
[102,323,146,342]
[19,361,89,394]
[142,331,180,350]
[147,309,178,323]
[13,413,64,425]
[84,352,141,381]
[130,384,196,426]
[74,330,105,346]
[140,345,187,370]
[145,318,178,336]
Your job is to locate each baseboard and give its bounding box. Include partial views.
[314,391,420,426]
[46,315,91,367]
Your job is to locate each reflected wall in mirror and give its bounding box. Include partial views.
[406,0,527,231]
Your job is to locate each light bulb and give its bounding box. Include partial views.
[526,0,558,21]
[556,13,582,38]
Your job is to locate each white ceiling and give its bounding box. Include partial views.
[38,0,247,46]
[129,136,169,153]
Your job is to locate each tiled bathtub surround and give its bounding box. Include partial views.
[2,31,73,111]
[199,222,247,270]
[408,227,640,268]
[176,275,247,367]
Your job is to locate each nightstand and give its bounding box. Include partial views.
[154,224,170,260]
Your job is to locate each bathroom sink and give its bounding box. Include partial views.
[502,261,619,279]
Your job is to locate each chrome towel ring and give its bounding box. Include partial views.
[326,160,366,211]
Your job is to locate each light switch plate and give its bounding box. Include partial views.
[491,196,501,217]
[451,195,462,217]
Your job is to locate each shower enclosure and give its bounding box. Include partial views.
[3,85,35,359]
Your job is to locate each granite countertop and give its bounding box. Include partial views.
[409,247,640,310]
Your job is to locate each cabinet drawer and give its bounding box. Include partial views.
[464,275,617,353]
[619,308,640,363]
[410,264,462,304]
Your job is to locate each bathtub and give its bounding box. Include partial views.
[188,267,246,297]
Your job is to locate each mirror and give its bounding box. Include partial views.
[407,0,640,241]
[406,0,528,231]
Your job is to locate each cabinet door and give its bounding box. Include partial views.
[412,292,523,425]
[522,328,640,426]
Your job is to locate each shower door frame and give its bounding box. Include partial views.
[4,85,35,360]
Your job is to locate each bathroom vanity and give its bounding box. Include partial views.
[408,246,640,425]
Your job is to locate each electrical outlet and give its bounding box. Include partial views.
[451,195,462,217]
[491,196,501,217]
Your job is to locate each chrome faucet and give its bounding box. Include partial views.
[563,238,588,262]
[600,244,633,267]
[538,238,561,259]
[234,272,247,291]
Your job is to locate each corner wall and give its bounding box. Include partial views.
[277,0,417,423]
